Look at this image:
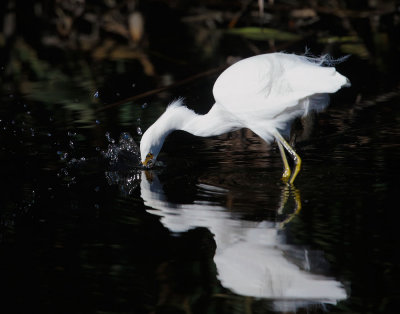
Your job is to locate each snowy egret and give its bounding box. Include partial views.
[140,52,350,183]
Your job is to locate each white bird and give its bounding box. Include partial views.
[140,52,350,183]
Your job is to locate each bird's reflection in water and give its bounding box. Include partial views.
[139,170,347,312]
[105,166,346,311]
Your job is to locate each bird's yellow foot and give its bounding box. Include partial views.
[281,168,291,183]
[277,140,291,183]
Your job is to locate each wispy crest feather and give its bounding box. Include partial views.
[166,97,185,110]
[302,48,350,66]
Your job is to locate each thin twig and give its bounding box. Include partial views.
[96,38,309,112]
[96,65,227,112]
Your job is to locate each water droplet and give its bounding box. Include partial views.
[122,133,130,140]
[80,157,86,162]
[136,126,142,135]
[59,152,68,161]
[94,91,99,98]
[26,111,31,115]
[47,133,52,137]
[142,103,148,109]
[95,147,101,151]
[95,120,100,125]
[69,158,78,165]
[105,132,115,144]
[69,140,74,149]
[67,131,76,137]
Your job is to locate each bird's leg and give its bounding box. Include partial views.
[274,131,302,184]
[277,141,291,182]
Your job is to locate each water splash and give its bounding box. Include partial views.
[102,132,142,194]
[102,132,141,167]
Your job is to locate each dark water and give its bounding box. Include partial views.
[1,2,400,313]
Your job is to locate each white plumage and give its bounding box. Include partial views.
[140,52,350,183]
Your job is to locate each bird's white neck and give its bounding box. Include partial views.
[181,105,232,137]
[176,106,216,137]
[151,103,236,139]
[141,102,241,161]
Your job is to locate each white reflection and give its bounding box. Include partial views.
[141,171,346,311]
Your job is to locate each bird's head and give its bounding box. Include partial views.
[139,98,186,168]
[140,124,162,168]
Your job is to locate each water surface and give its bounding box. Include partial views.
[1,3,399,313]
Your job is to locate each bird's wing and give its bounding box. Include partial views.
[213,54,280,113]
[213,53,348,118]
